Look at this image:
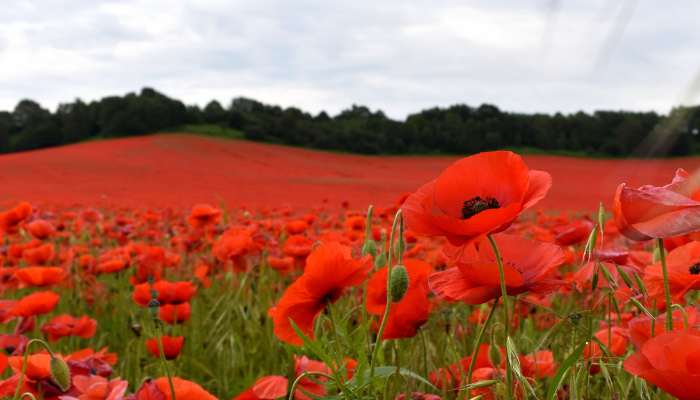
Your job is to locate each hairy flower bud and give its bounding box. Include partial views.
[50,357,71,392]
[390,265,410,303]
[489,344,502,368]
[362,239,377,258]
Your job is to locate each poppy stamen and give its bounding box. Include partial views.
[461,196,500,219]
[690,263,700,275]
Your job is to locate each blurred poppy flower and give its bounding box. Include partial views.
[14,267,66,288]
[395,393,442,400]
[154,376,217,400]
[70,374,129,400]
[428,234,567,305]
[187,204,222,229]
[145,336,184,360]
[0,202,33,234]
[624,329,700,400]
[160,302,191,325]
[378,285,432,340]
[0,333,29,355]
[402,151,551,253]
[521,350,556,378]
[614,169,700,241]
[22,243,55,265]
[10,291,60,317]
[271,242,373,345]
[40,314,98,343]
[25,219,56,239]
[233,355,330,400]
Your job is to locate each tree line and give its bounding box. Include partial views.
[0,87,698,157]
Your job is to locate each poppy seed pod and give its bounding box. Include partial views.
[147,299,161,319]
[390,265,410,303]
[50,356,71,392]
[568,312,582,326]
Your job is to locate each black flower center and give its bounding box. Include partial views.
[690,263,700,275]
[461,196,500,219]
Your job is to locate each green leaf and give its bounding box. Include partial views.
[546,341,587,400]
[348,366,436,390]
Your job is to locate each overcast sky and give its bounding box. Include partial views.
[1,0,699,119]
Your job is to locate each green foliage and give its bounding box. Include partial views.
[4,88,700,157]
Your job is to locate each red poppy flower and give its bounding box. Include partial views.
[145,336,184,360]
[0,353,6,376]
[10,291,60,317]
[521,350,556,378]
[267,256,295,276]
[378,285,433,340]
[0,202,33,234]
[40,314,98,343]
[66,347,117,378]
[365,259,435,316]
[271,242,373,345]
[0,353,73,399]
[584,327,629,364]
[71,375,129,400]
[153,377,217,400]
[124,380,166,400]
[644,241,700,302]
[22,242,55,265]
[0,333,29,355]
[170,281,196,305]
[160,302,191,325]
[283,235,315,270]
[0,300,18,323]
[614,168,700,241]
[187,204,222,229]
[628,306,699,348]
[132,281,176,307]
[402,151,551,252]
[428,234,567,305]
[552,219,593,247]
[25,219,56,239]
[429,344,498,390]
[233,355,330,400]
[286,220,308,235]
[97,259,128,274]
[14,267,67,288]
[624,329,700,400]
[212,231,257,272]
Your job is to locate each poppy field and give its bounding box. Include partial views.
[3,139,700,400]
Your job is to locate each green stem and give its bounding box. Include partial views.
[657,238,673,332]
[419,327,429,393]
[288,372,335,400]
[671,304,688,329]
[465,299,498,400]
[12,339,55,400]
[326,299,344,360]
[486,235,513,400]
[448,329,464,398]
[154,320,176,400]
[369,210,401,379]
[19,394,37,400]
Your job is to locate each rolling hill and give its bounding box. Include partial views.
[1,134,698,212]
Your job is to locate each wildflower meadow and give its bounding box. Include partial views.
[3,148,700,400]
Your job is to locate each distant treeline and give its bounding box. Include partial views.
[1,87,698,157]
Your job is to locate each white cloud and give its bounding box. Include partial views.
[0,0,699,119]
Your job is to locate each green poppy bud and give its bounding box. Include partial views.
[390,265,410,303]
[488,344,502,368]
[362,239,377,258]
[374,252,386,269]
[50,357,71,392]
[147,299,161,319]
